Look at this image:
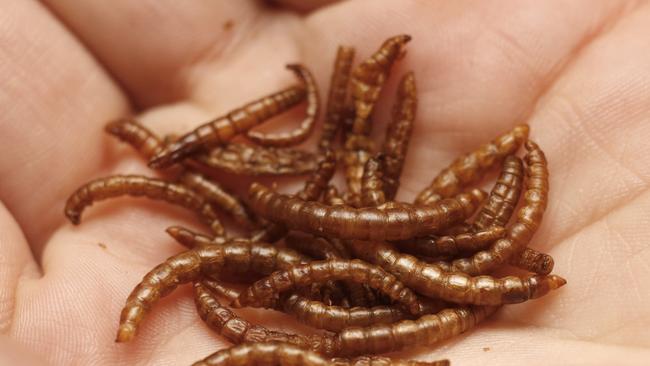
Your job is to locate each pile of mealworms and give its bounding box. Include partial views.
[65,35,566,366]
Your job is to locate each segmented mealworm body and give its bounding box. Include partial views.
[382,72,416,200]
[449,141,549,275]
[116,241,310,342]
[193,341,449,366]
[512,247,555,275]
[415,124,529,203]
[393,226,506,258]
[106,118,254,227]
[64,175,224,234]
[473,155,524,229]
[247,64,320,147]
[284,232,340,260]
[318,46,355,152]
[233,259,423,316]
[195,143,320,176]
[249,183,486,241]
[361,155,387,207]
[349,240,566,305]
[149,85,306,168]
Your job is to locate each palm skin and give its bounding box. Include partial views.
[1,0,650,365]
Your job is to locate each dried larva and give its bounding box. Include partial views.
[414,124,529,203]
[64,175,224,234]
[195,142,320,176]
[318,46,355,152]
[192,341,449,366]
[360,155,387,207]
[512,247,555,275]
[232,259,423,316]
[473,155,524,230]
[149,84,307,168]
[382,71,416,200]
[248,183,486,241]
[105,118,163,159]
[448,140,550,275]
[247,64,321,147]
[348,240,566,305]
[393,226,506,258]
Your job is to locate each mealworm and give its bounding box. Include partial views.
[116,241,310,342]
[448,140,550,275]
[64,175,224,234]
[166,226,226,247]
[106,118,255,228]
[473,155,524,230]
[247,64,320,147]
[360,155,387,207]
[382,71,416,200]
[512,247,555,275]
[318,46,355,152]
[414,124,529,203]
[193,341,449,366]
[348,240,566,305]
[195,142,320,176]
[149,84,306,168]
[248,183,486,241]
[232,259,423,316]
[393,226,506,258]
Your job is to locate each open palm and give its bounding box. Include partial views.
[2,1,650,365]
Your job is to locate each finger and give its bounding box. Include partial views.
[0,0,129,254]
[0,201,40,333]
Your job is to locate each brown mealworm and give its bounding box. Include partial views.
[106,118,254,228]
[393,226,506,258]
[247,64,321,147]
[448,140,550,275]
[360,155,387,207]
[473,155,524,230]
[232,259,423,316]
[512,247,555,275]
[248,183,486,241]
[192,341,449,366]
[414,124,529,204]
[116,241,310,342]
[195,142,320,176]
[318,46,355,152]
[64,175,224,234]
[348,240,566,305]
[149,84,306,168]
[381,71,416,200]
[283,231,341,260]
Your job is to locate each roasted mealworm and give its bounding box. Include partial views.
[283,231,341,260]
[318,46,355,152]
[194,142,320,176]
[414,124,529,203]
[393,226,506,258]
[249,183,486,241]
[116,241,310,342]
[348,240,566,305]
[106,118,254,228]
[247,64,320,147]
[232,259,423,316]
[192,341,450,366]
[512,247,555,275]
[449,140,549,275]
[473,155,524,230]
[382,71,416,200]
[64,175,224,234]
[360,155,387,207]
[149,84,306,168]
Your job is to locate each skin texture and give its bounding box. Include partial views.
[1,1,650,365]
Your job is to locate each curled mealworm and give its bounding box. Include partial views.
[473,155,524,230]
[393,226,506,258]
[414,124,529,203]
[106,118,254,228]
[382,71,416,200]
[247,64,321,147]
[449,140,550,275]
[194,142,320,176]
[360,155,387,207]
[149,84,306,168]
[64,175,224,234]
[248,183,486,241]
[348,240,566,305]
[232,259,423,316]
[318,46,355,152]
[192,341,450,366]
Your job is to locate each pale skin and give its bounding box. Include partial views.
[1,0,650,365]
